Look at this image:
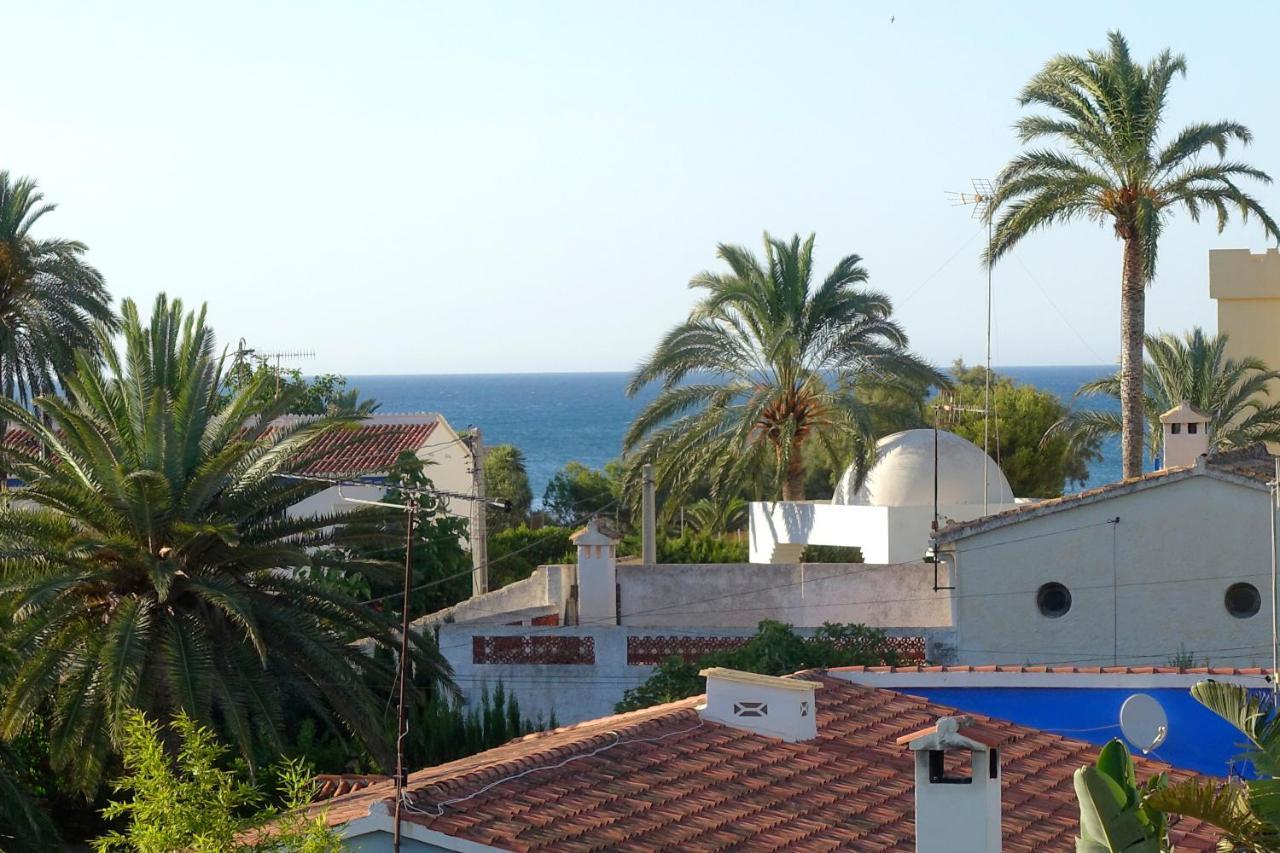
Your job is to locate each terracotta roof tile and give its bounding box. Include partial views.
[304,674,1225,850]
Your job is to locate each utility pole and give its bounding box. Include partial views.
[1270,458,1278,698]
[642,464,657,564]
[393,500,417,853]
[470,428,489,596]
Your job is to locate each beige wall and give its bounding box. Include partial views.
[948,474,1273,666]
[1210,248,1280,390]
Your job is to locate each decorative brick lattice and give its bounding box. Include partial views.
[885,635,926,662]
[472,635,595,665]
[626,635,749,666]
[626,634,927,666]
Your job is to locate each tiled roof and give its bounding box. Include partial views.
[2,418,447,478]
[285,421,440,476]
[305,673,1222,851]
[313,773,388,800]
[832,664,1271,676]
[936,444,1277,544]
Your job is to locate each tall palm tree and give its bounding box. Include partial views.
[986,31,1280,480]
[0,295,450,793]
[1051,328,1280,464]
[625,233,943,502]
[0,172,115,405]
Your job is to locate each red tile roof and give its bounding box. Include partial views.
[304,673,1223,851]
[833,664,1271,676]
[286,421,440,476]
[313,774,388,800]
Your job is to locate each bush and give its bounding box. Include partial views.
[800,544,864,563]
[488,525,575,588]
[619,531,749,564]
[616,620,906,712]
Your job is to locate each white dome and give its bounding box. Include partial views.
[833,429,1014,507]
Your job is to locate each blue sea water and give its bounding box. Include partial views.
[347,366,1122,500]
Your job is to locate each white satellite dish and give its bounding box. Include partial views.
[1119,693,1169,753]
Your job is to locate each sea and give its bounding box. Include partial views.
[346,366,1122,501]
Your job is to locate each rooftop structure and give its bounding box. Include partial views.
[1211,247,1280,408]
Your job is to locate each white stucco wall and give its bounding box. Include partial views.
[947,474,1276,666]
[616,561,951,629]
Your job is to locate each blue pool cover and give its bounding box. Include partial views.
[898,686,1259,778]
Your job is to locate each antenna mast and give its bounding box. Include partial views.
[946,179,996,514]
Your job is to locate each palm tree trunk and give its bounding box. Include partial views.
[1120,237,1146,479]
[781,446,805,501]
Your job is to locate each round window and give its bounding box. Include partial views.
[1225,583,1262,619]
[1036,582,1072,618]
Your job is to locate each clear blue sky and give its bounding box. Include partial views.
[6,2,1280,374]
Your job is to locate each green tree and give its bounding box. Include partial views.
[222,358,354,416]
[986,31,1280,480]
[0,172,116,405]
[542,461,619,526]
[1051,328,1280,465]
[684,497,748,535]
[487,525,574,589]
[938,360,1099,497]
[0,740,59,853]
[94,711,342,852]
[625,233,943,502]
[616,620,906,712]
[484,444,533,532]
[0,295,450,792]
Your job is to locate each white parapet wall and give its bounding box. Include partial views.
[750,500,1018,565]
[437,623,953,726]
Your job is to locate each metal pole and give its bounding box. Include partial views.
[393,501,418,853]
[933,408,940,533]
[642,463,657,564]
[470,429,488,596]
[983,217,992,515]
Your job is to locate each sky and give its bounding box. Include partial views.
[5,1,1280,375]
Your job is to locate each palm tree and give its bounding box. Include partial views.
[0,172,115,405]
[986,31,1280,480]
[1141,681,1280,849]
[0,295,450,793]
[1051,328,1280,464]
[625,233,943,502]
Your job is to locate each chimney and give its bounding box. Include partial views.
[1158,401,1211,470]
[697,668,821,742]
[571,518,619,626]
[897,716,1003,853]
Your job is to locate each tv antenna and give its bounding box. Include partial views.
[233,338,316,395]
[946,178,996,514]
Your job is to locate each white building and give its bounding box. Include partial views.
[936,431,1279,667]
[749,429,1020,564]
[281,412,475,520]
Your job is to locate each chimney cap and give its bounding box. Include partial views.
[896,715,1006,751]
[570,517,619,545]
[1159,401,1210,424]
[699,667,825,693]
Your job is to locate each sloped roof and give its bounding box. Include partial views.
[935,444,1277,545]
[305,673,1221,851]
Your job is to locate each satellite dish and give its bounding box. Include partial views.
[1120,693,1169,753]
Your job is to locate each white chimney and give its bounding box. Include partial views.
[571,518,618,626]
[897,715,1003,853]
[1158,401,1210,470]
[697,668,821,742]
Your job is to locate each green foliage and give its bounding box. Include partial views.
[488,525,575,589]
[624,232,944,503]
[654,532,747,564]
[1073,739,1167,852]
[406,683,545,767]
[485,444,533,532]
[331,451,473,617]
[0,171,117,407]
[683,497,748,535]
[1053,328,1280,463]
[222,358,356,417]
[542,461,620,526]
[0,295,450,792]
[94,711,342,853]
[0,739,60,853]
[800,544,864,563]
[938,360,1099,497]
[616,621,906,712]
